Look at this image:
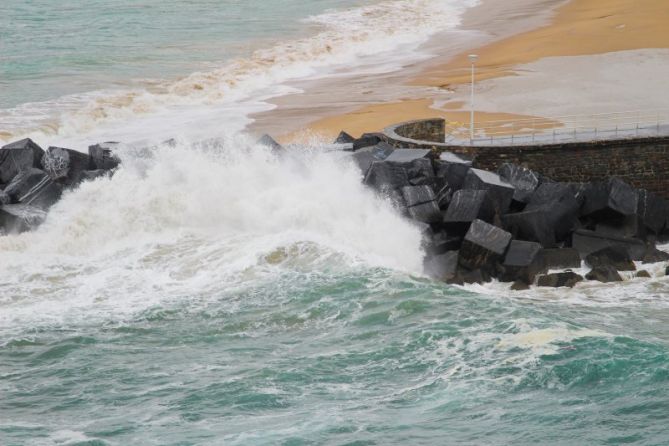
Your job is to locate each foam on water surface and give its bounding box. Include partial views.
[0,0,478,147]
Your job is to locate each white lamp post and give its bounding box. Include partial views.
[468,54,479,144]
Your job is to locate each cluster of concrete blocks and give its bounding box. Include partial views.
[0,138,120,234]
[334,130,669,289]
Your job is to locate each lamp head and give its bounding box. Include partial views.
[468,54,479,63]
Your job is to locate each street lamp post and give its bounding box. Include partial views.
[468,54,478,145]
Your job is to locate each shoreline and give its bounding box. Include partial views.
[274,0,669,142]
[250,0,566,142]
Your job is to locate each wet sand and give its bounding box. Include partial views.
[262,0,669,142]
[250,0,567,142]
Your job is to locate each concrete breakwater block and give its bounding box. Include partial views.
[540,248,582,270]
[89,143,121,171]
[459,219,512,271]
[3,168,62,210]
[572,229,647,260]
[585,246,636,271]
[463,168,515,215]
[636,188,667,234]
[444,189,494,229]
[586,265,623,283]
[582,178,638,218]
[334,131,355,145]
[500,240,546,284]
[353,142,395,173]
[42,146,91,186]
[0,138,45,183]
[537,271,584,288]
[352,133,383,151]
[498,163,541,203]
[435,158,471,191]
[0,138,121,235]
[332,134,669,288]
[385,148,431,163]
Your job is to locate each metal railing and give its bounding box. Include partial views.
[445,108,669,146]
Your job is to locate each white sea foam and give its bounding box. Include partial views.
[0,137,424,338]
[0,0,478,147]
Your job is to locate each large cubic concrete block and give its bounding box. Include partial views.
[571,229,647,260]
[458,219,512,271]
[352,142,395,174]
[501,240,546,283]
[384,148,431,163]
[462,168,515,215]
[3,168,62,210]
[42,146,90,185]
[363,161,410,192]
[581,178,638,218]
[0,138,45,183]
[88,142,121,170]
[498,163,541,203]
[443,190,494,230]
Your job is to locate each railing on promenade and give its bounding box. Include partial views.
[444,109,669,146]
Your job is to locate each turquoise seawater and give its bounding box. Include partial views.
[1,138,669,445]
[2,265,669,445]
[0,0,368,108]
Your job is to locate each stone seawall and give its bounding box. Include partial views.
[383,119,669,199]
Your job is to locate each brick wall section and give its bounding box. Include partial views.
[383,119,669,199]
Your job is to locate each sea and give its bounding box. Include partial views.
[1,1,669,445]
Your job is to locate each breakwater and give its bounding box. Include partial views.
[2,129,669,290]
[383,118,669,199]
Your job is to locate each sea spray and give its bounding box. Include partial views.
[0,136,424,334]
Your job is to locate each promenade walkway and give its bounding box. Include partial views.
[444,109,669,147]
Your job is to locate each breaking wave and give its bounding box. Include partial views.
[0,0,478,145]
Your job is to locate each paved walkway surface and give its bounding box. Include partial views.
[445,123,669,147]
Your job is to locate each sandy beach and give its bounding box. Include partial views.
[276,0,669,142]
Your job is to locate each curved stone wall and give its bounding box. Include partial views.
[382,118,669,198]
